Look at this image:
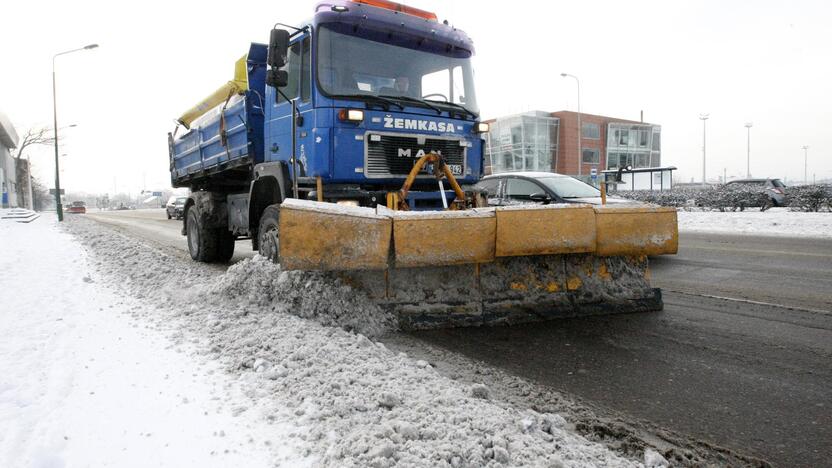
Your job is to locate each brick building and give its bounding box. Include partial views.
[485,110,661,181]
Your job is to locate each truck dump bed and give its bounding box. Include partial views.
[170,43,267,187]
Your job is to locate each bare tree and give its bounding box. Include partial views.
[13,127,55,162]
[12,127,56,208]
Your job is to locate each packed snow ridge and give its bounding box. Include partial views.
[63,216,648,467]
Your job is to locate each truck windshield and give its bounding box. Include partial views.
[317,24,479,115]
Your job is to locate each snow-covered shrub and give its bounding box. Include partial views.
[693,184,772,211]
[786,184,832,212]
[613,189,695,207]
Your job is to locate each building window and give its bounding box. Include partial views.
[652,131,661,151]
[618,129,629,146]
[636,153,649,168]
[582,123,600,139]
[639,129,649,147]
[582,148,600,164]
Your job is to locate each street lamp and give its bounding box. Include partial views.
[802,145,809,184]
[699,114,709,186]
[561,73,582,178]
[53,43,98,221]
[744,122,753,178]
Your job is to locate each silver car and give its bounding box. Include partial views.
[475,171,632,206]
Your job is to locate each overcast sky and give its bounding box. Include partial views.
[2,0,830,194]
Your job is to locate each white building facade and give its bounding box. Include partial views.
[0,111,20,208]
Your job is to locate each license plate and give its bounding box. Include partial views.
[419,162,463,176]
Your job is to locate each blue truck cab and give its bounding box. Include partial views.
[170,0,488,262]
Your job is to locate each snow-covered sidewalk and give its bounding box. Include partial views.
[0,216,304,467]
[677,208,832,238]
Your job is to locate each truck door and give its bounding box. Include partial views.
[267,33,313,181]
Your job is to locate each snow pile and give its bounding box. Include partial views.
[211,257,395,337]
[0,217,303,467]
[63,216,643,467]
[677,208,832,238]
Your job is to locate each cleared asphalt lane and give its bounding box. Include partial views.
[416,233,832,467]
[85,211,831,467]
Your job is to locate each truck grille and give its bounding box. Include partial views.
[366,133,466,178]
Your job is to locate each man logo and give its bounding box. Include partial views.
[396,149,441,158]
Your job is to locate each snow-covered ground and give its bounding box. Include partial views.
[677,208,832,238]
[0,213,664,467]
[0,215,305,468]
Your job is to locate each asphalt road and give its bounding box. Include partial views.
[86,210,832,467]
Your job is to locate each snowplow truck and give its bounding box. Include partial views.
[169,0,678,329]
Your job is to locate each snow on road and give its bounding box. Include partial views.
[0,215,305,468]
[677,208,832,238]
[2,212,654,467]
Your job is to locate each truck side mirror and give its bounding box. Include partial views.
[266,69,288,88]
[268,29,290,68]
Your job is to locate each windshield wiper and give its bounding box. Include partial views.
[425,100,478,119]
[382,95,442,115]
[329,93,404,111]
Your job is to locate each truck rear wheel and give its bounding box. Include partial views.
[257,204,280,263]
[187,205,218,262]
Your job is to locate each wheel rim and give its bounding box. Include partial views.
[260,225,279,262]
[187,212,199,255]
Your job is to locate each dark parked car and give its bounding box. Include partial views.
[475,171,632,206]
[725,178,787,206]
[166,196,188,219]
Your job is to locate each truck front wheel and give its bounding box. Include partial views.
[186,205,218,262]
[216,229,235,263]
[257,204,280,263]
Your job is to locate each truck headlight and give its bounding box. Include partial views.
[474,122,489,133]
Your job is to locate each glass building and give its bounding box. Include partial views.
[605,123,661,170]
[485,111,559,174]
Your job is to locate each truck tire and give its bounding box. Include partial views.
[186,205,218,262]
[216,229,236,263]
[257,204,280,263]
[166,212,171,220]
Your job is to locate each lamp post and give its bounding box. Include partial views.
[802,145,809,184]
[744,122,752,178]
[699,114,709,186]
[53,44,98,221]
[560,73,582,178]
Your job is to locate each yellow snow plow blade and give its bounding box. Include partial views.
[278,199,678,267]
[278,199,678,329]
[388,209,496,268]
[495,204,596,257]
[278,200,391,271]
[594,206,678,256]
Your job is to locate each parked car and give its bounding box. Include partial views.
[66,201,86,214]
[475,171,632,206]
[166,196,188,219]
[725,178,787,206]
